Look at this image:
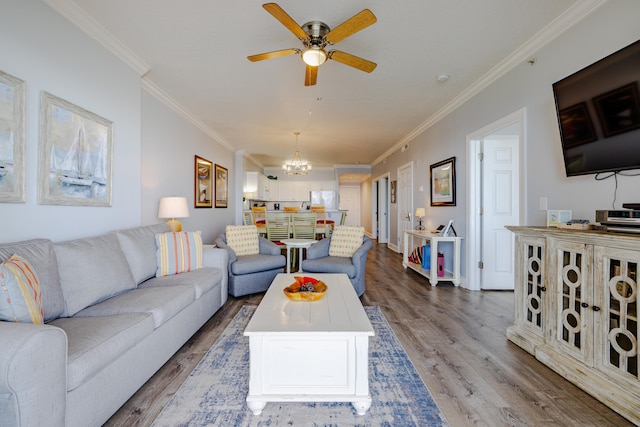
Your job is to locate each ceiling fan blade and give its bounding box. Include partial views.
[247,48,300,62]
[305,65,318,86]
[329,50,377,73]
[324,9,376,44]
[262,3,309,40]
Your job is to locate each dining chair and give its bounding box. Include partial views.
[251,206,267,235]
[291,212,317,239]
[283,206,299,213]
[310,205,334,239]
[339,211,347,226]
[243,211,254,226]
[265,212,290,246]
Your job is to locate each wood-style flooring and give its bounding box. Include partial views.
[105,241,633,426]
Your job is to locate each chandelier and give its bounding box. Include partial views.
[282,132,312,175]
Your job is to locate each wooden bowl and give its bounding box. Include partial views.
[283,276,327,301]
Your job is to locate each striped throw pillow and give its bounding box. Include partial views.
[225,225,260,256]
[0,254,44,324]
[329,226,365,258]
[155,231,203,277]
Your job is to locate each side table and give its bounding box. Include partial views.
[280,238,317,273]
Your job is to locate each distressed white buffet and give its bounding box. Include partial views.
[244,273,375,416]
[402,229,463,286]
[506,226,640,425]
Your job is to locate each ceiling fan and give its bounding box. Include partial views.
[247,3,377,86]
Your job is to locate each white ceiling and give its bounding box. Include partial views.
[47,0,597,168]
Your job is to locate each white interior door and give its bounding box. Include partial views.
[397,163,413,252]
[481,133,520,289]
[339,186,360,226]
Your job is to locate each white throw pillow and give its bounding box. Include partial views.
[329,226,365,257]
[225,225,260,256]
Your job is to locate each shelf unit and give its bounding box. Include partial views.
[401,230,463,286]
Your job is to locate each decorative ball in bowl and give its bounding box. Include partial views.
[284,276,328,301]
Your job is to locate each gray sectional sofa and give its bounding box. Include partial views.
[0,223,228,427]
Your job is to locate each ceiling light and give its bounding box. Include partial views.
[437,74,449,82]
[283,132,312,175]
[302,47,327,66]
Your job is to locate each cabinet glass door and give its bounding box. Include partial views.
[520,237,546,337]
[594,246,639,383]
[552,240,593,364]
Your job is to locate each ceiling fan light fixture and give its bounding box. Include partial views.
[302,47,327,66]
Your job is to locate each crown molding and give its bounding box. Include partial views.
[42,0,151,76]
[372,0,607,166]
[141,79,235,152]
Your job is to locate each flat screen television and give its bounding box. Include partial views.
[552,39,640,177]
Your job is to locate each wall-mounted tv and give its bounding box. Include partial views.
[552,39,640,177]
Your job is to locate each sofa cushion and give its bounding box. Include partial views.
[225,225,259,256]
[0,255,44,324]
[0,239,64,321]
[73,285,196,329]
[138,267,222,299]
[155,231,203,277]
[54,234,137,317]
[329,226,365,257]
[115,223,169,285]
[300,256,357,278]
[49,313,154,391]
[231,253,286,275]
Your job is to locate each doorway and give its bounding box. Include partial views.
[372,174,390,244]
[339,186,360,226]
[397,162,413,253]
[467,109,524,291]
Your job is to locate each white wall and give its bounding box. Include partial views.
[0,0,141,241]
[372,0,640,277]
[141,91,234,243]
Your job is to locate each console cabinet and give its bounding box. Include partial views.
[507,227,639,424]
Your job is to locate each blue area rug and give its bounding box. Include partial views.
[152,306,448,426]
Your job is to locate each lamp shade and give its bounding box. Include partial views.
[158,197,190,219]
[415,208,426,218]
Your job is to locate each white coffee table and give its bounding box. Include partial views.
[244,273,374,416]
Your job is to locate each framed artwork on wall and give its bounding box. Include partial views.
[430,156,456,207]
[215,164,228,208]
[0,69,26,203]
[38,91,113,206]
[194,155,213,208]
[390,180,396,203]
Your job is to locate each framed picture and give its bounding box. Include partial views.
[430,157,456,207]
[38,92,112,206]
[390,180,397,203]
[0,69,26,203]
[215,164,228,208]
[194,155,212,208]
[558,102,597,148]
[593,83,640,137]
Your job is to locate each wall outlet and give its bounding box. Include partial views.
[539,197,548,211]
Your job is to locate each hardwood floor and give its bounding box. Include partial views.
[105,241,633,427]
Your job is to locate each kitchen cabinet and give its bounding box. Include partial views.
[309,181,336,192]
[273,181,309,201]
[507,227,640,425]
[245,172,272,201]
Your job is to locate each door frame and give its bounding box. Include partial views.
[396,161,414,253]
[372,172,390,244]
[466,108,526,291]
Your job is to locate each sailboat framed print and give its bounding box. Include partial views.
[38,92,113,206]
[0,69,26,203]
[195,155,213,208]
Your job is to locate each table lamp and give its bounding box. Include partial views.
[415,208,426,230]
[158,197,190,232]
